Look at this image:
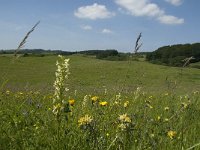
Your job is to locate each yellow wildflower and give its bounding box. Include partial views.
[164,107,169,111]
[19,92,23,95]
[146,103,153,109]
[149,96,153,99]
[184,95,188,99]
[119,114,131,123]
[114,101,119,105]
[54,103,61,108]
[118,123,126,130]
[78,114,93,126]
[6,90,10,95]
[99,101,108,106]
[157,116,161,121]
[33,122,39,130]
[124,101,129,108]
[181,102,188,109]
[164,118,169,122]
[68,99,75,106]
[91,96,99,103]
[150,134,155,138]
[167,130,177,139]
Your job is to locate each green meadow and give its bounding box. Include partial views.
[0,54,200,149]
[0,55,199,94]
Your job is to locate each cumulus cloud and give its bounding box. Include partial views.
[102,29,113,34]
[165,0,183,6]
[114,0,184,25]
[158,15,184,24]
[74,3,115,20]
[81,25,92,30]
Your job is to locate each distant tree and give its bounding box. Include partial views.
[146,43,200,67]
[96,50,118,59]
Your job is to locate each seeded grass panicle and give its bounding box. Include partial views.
[14,21,40,58]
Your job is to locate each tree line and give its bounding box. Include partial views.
[0,49,122,59]
[146,43,200,67]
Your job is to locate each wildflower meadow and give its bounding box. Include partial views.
[0,55,200,150]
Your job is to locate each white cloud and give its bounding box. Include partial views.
[115,0,163,17]
[81,25,92,30]
[114,0,184,25]
[102,29,113,34]
[165,0,183,6]
[74,3,115,20]
[158,15,184,24]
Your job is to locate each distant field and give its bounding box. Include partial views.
[0,54,199,94]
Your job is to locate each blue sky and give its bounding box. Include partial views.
[0,0,199,52]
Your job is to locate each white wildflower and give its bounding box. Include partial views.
[53,55,70,117]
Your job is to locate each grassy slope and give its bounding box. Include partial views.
[0,55,199,94]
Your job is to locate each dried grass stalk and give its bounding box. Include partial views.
[134,32,142,54]
[14,21,40,57]
[182,56,195,67]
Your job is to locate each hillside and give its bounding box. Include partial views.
[146,43,200,67]
[0,54,199,94]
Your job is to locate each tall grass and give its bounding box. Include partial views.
[0,55,199,149]
[14,21,40,57]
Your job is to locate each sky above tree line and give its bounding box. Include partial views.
[0,0,199,52]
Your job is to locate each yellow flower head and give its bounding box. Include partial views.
[54,103,62,109]
[167,130,177,139]
[91,96,99,103]
[181,102,188,109]
[6,90,10,95]
[164,118,169,122]
[119,114,131,123]
[19,92,23,95]
[78,114,93,126]
[165,93,169,96]
[99,101,108,106]
[150,134,155,138]
[157,116,161,121]
[68,99,75,106]
[193,91,199,95]
[118,123,126,130]
[149,96,153,99]
[124,101,129,108]
[164,107,169,111]
[146,103,153,109]
[114,101,119,105]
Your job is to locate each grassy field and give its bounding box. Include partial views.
[0,54,200,149]
[0,54,199,94]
